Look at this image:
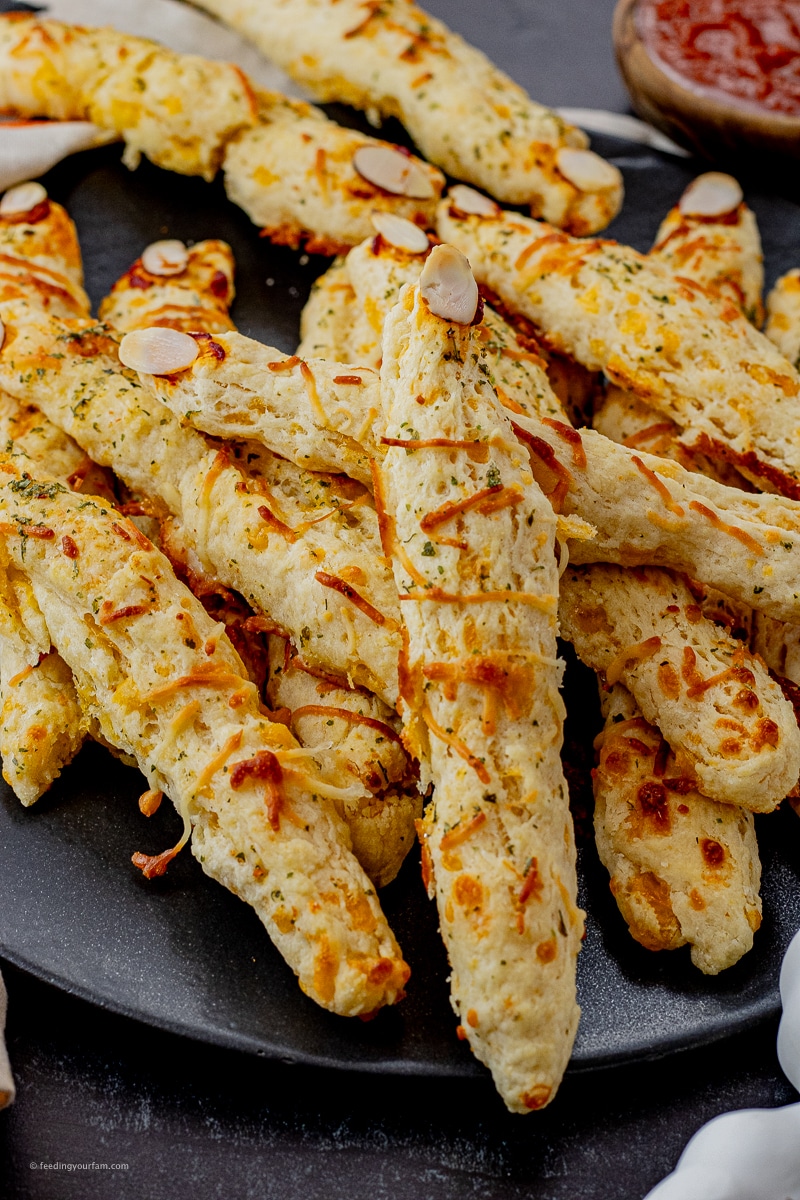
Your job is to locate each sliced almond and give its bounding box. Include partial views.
[419,244,479,325]
[448,185,500,217]
[353,145,436,200]
[679,172,743,218]
[370,212,430,254]
[0,181,48,217]
[119,328,199,376]
[555,147,620,193]
[0,319,5,353]
[141,239,189,277]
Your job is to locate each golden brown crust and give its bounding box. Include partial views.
[0,469,409,1015]
[379,278,582,1112]
[98,241,236,334]
[594,684,762,974]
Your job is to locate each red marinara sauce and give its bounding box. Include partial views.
[639,0,800,115]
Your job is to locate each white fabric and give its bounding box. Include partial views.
[0,970,14,1110]
[645,926,800,1199]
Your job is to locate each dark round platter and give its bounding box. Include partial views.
[0,115,799,1081]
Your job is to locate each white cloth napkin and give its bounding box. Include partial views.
[0,970,14,1110]
[645,927,800,1200]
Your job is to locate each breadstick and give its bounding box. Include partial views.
[265,637,420,888]
[765,269,800,371]
[297,257,354,361]
[560,564,800,810]
[0,303,402,702]
[98,239,236,334]
[378,248,583,1112]
[225,94,442,255]
[594,684,762,974]
[143,332,379,487]
[593,173,762,488]
[192,0,623,234]
[0,471,409,1015]
[650,172,764,324]
[437,197,800,498]
[0,189,112,803]
[0,15,442,254]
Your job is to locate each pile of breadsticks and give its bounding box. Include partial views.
[0,4,799,1114]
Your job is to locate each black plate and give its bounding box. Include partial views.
[0,107,799,1080]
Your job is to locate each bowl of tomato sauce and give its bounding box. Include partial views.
[614,0,800,163]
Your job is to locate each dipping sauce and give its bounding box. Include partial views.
[639,0,800,115]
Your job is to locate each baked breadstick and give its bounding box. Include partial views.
[765,269,800,371]
[0,471,409,1015]
[650,172,764,325]
[0,14,256,179]
[0,185,89,318]
[0,15,442,254]
[378,248,582,1112]
[98,239,236,334]
[594,684,762,974]
[0,188,113,803]
[225,93,442,255]
[192,0,623,234]
[265,637,420,887]
[593,173,762,487]
[560,564,800,810]
[437,197,800,498]
[143,332,379,488]
[297,258,354,361]
[0,304,402,703]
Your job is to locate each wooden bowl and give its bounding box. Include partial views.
[613,0,800,164]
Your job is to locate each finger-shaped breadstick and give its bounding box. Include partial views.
[437,198,800,498]
[98,239,236,333]
[0,15,442,253]
[591,383,752,490]
[0,184,89,318]
[650,172,764,324]
[224,94,442,255]
[0,471,409,1015]
[765,269,800,371]
[594,683,762,974]
[193,0,623,234]
[559,564,800,810]
[143,332,379,487]
[0,14,257,179]
[0,555,86,807]
[0,189,111,803]
[378,250,583,1113]
[265,636,421,888]
[297,257,355,361]
[0,304,402,703]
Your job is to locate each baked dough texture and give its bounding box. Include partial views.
[0,304,402,703]
[265,637,421,888]
[0,14,442,254]
[225,94,442,256]
[192,0,623,233]
[765,269,800,371]
[651,193,764,325]
[437,200,800,499]
[378,277,582,1113]
[146,332,378,488]
[297,257,355,361]
[0,471,409,1015]
[559,564,800,810]
[594,684,762,975]
[0,197,113,803]
[98,240,236,333]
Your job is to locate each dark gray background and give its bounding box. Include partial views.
[1,1,799,1198]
